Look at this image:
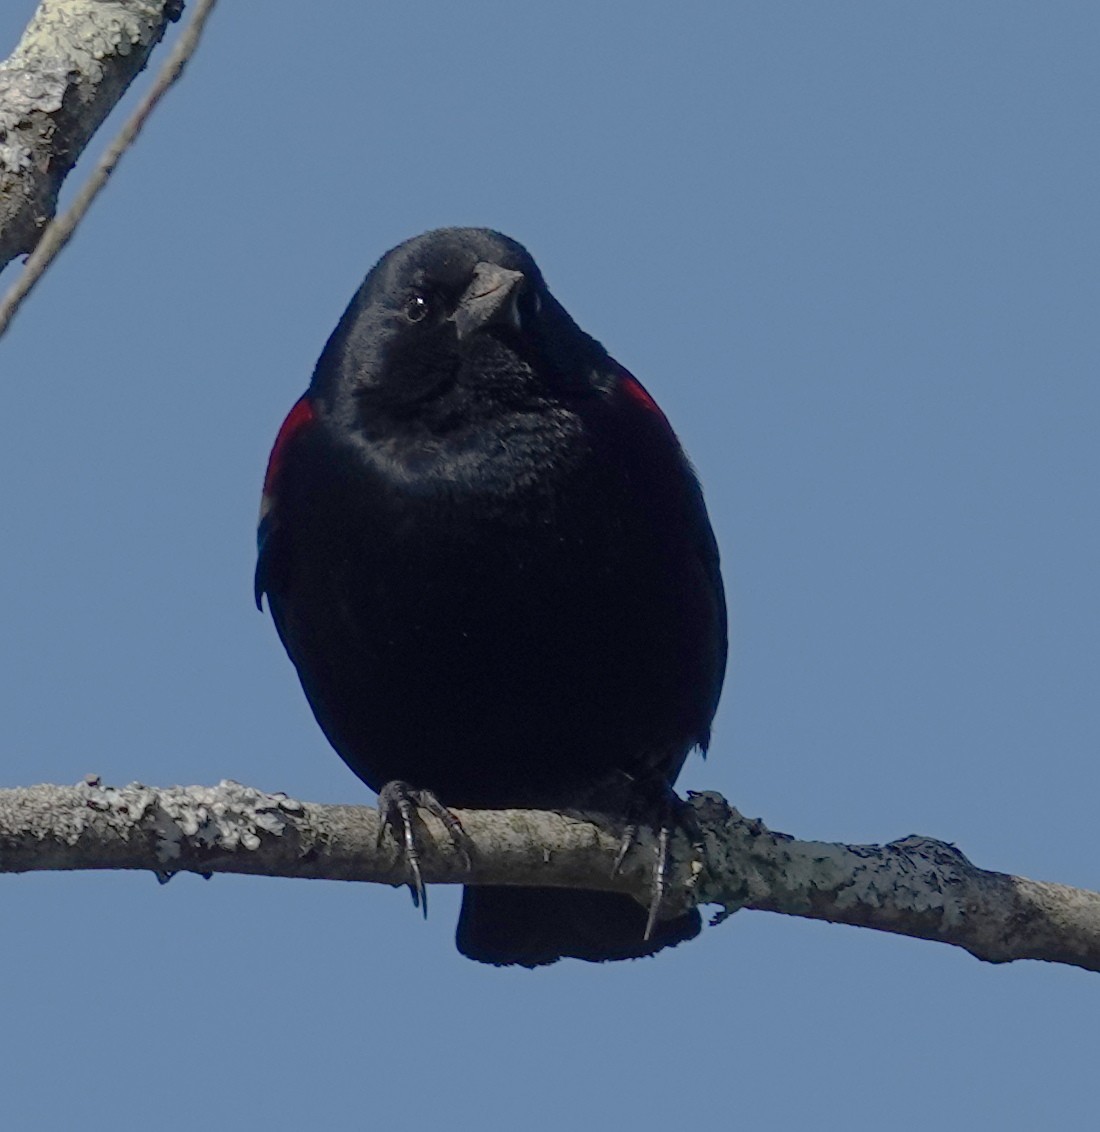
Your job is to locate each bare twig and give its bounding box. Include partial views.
[2,780,1098,973]
[0,0,219,340]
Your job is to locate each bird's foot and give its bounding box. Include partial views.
[376,781,473,916]
[610,780,706,941]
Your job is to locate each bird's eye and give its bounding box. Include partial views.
[403,294,430,323]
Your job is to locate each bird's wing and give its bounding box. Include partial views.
[611,362,728,742]
[254,394,316,610]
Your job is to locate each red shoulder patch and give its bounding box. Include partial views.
[256,395,316,609]
[613,362,672,429]
[262,395,316,499]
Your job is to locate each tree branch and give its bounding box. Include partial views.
[0,0,183,268]
[2,780,1097,973]
[0,0,217,338]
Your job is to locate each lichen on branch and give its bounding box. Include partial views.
[1,779,1098,974]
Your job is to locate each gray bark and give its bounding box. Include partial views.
[0,0,183,269]
[2,780,1098,973]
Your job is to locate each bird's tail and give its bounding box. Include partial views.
[456,885,701,967]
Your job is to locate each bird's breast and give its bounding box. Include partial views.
[272,401,717,803]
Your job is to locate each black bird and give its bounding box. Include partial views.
[256,228,726,966]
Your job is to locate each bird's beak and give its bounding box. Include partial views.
[454,263,526,340]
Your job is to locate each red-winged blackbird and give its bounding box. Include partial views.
[257,228,726,966]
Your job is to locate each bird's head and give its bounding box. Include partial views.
[311,228,606,432]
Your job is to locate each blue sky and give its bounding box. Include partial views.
[2,3,1098,1128]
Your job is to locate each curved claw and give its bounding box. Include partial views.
[414,788,474,871]
[377,782,428,914]
[611,822,637,878]
[643,824,672,942]
[611,782,708,941]
[376,781,473,918]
